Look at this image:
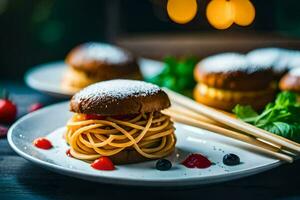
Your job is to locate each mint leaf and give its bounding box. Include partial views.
[234,91,300,143]
[233,105,258,123]
[275,91,297,108]
[262,122,300,143]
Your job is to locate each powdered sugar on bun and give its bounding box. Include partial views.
[69,42,132,65]
[70,79,170,115]
[73,79,161,101]
[247,48,291,74]
[247,48,281,67]
[289,67,300,77]
[198,53,268,73]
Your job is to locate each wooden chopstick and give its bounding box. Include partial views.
[168,103,295,149]
[164,88,300,154]
[162,109,293,163]
[163,109,280,152]
[171,104,284,150]
[171,104,250,131]
[169,104,224,126]
[172,101,297,157]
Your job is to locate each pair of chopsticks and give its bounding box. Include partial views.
[162,89,300,163]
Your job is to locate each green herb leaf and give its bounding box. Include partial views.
[149,56,197,94]
[234,91,300,143]
[262,122,300,143]
[232,105,259,123]
[275,91,297,107]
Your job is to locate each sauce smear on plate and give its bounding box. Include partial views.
[91,157,115,171]
[33,137,52,149]
[66,149,73,157]
[182,154,211,168]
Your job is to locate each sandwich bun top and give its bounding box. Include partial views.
[65,42,139,73]
[194,53,274,91]
[70,79,170,116]
[246,48,293,79]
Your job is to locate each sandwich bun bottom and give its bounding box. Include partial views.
[193,83,276,111]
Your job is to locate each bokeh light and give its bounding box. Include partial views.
[206,0,233,30]
[232,0,255,26]
[167,0,198,24]
[206,0,255,29]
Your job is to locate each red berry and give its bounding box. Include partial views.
[33,137,53,149]
[28,103,43,113]
[0,99,17,124]
[91,156,115,170]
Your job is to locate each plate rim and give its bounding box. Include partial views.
[24,60,73,98]
[7,102,282,186]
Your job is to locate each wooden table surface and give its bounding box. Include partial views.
[1,82,300,200]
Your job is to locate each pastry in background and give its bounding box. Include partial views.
[247,47,300,80]
[62,42,142,93]
[279,68,300,96]
[246,48,291,80]
[286,50,300,69]
[194,53,276,111]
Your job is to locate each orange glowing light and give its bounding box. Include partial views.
[206,0,255,29]
[206,0,233,30]
[167,0,198,24]
[232,0,255,26]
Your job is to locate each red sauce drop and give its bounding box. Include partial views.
[85,114,105,120]
[182,154,212,169]
[66,149,73,157]
[33,137,52,150]
[91,157,115,171]
[85,114,138,120]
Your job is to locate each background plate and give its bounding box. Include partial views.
[8,102,281,186]
[25,58,163,98]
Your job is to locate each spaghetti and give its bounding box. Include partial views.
[65,112,176,161]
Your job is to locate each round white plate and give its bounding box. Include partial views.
[8,102,281,186]
[25,59,163,98]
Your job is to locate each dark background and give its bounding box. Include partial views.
[1,2,300,199]
[1,0,300,80]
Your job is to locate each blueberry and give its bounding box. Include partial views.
[156,159,172,171]
[223,154,240,166]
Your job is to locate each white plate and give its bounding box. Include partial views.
[8,102,281,186]
[25,59,163,98]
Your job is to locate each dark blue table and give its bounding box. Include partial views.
[1,81,300,200]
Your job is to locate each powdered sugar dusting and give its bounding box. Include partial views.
[77,42,130,64]
[289,67,300,77]
[247,48,281,67]
[287,51,300,69]
[247,48,292,73]
[73,79,161,103]
[198,53,267,73]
